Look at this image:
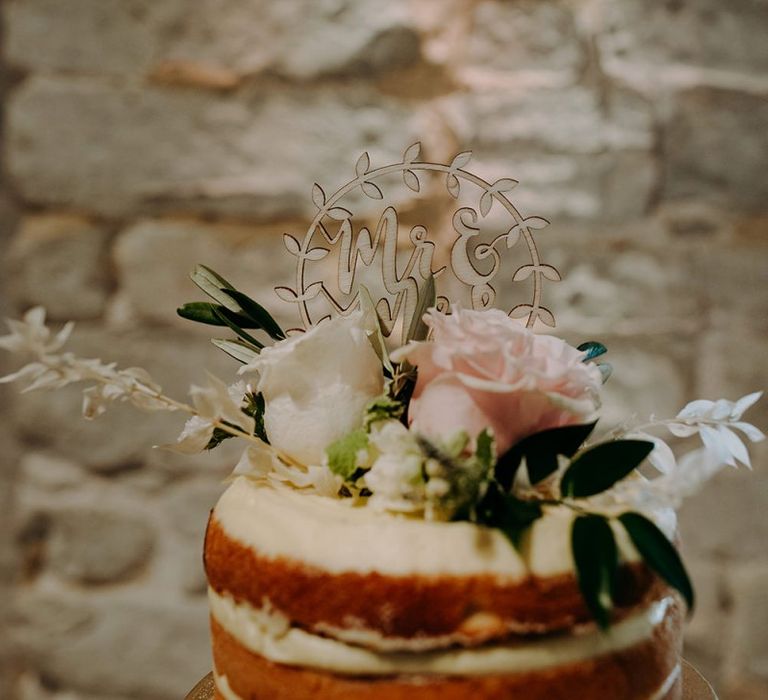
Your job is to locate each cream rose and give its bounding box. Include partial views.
[240,311,384,466]
[391,307,602,455]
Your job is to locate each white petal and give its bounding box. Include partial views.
[161,416,215,454]
[677,399,714,420]
[717,425,751,468]
[667,422,699,438]
[232,445,274,478]
[639,433,677,474]
[732,421,766,443]
[699,424,735,467]
[732,391,763,420]
[0,362,46,384]
[711,398,735,421]
[51,321,75,351]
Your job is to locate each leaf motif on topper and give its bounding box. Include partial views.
[277,143,560,344]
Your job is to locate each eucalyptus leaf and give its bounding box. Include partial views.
[572,514,618,629]
[578,341,608,362]
[618,512,694,611]
[561,439,654,498]
[495,421,597,490]
[190,265,240,312]
[220,288,285,340]
[211,338,261,364]
[212,307,265,350]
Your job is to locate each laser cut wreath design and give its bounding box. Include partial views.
[275,142,560,344]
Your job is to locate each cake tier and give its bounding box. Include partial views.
[205,478,672,646]
[209,592,684,700]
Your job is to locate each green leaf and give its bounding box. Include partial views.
[177,302,265,329]
[475,428,494,472]
[572,514,618,629]
[578,341,607,362]
[244,391,268,443]
[618,512,694,612]
[205,426,235,450]
[326,430,370,481]
[561,439,654,498]
[211,338,261,364]
[495,422,597,490]
[364,395,404,429]
[405,274,435,343]
[219,289,285,340]
[212,306,265,350]
[475,482,543,549]
[190,265,240,311]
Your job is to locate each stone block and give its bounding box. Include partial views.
[7,215,112,321]
[12,593,210,698]
[5,0,422,82]
[533,235,702,334]
[112,218,298,331]
[663,86,768,211]
[46,508,154,585]
[690,247,768,334]
[437,83,657,220]
[681,557,729,693]
[3,0,157,76]
[466,0,585,78]
[7,78,426,218]
[724,565,768,699]
[593,0,768,75]
[678,442,768,563]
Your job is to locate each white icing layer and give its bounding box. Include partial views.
[214,478,675,578]
[210,588,673,677]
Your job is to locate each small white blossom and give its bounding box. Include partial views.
[365,421,426,513]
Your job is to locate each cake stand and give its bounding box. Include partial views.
[185,659,717,699]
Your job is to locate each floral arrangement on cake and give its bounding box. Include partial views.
[1,263,763,628]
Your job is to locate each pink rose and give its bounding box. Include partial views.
[391,308,602,455]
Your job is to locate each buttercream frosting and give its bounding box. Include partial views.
[209,587,674,677]
[213,477,676,579]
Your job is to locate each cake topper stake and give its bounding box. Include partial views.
[277,142,560,344]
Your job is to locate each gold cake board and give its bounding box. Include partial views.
[185,659,717,699]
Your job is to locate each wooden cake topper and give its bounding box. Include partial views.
[276,143,560,344]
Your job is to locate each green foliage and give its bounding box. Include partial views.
[495,422,597,490]
[364,395,405,429]
[572,514,618,629]
[475,481,543,548]
[326,430,370,481]
[244,391,268,443]
[220,289,286,341]
[204,391,267,449]
[619,512,694,611]
[179,264,286,361]
[560,440,654,498]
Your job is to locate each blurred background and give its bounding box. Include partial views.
[0,1,766,699]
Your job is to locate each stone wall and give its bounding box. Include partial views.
[0,1,766,698]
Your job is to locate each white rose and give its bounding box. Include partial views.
[241,311,384,466]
